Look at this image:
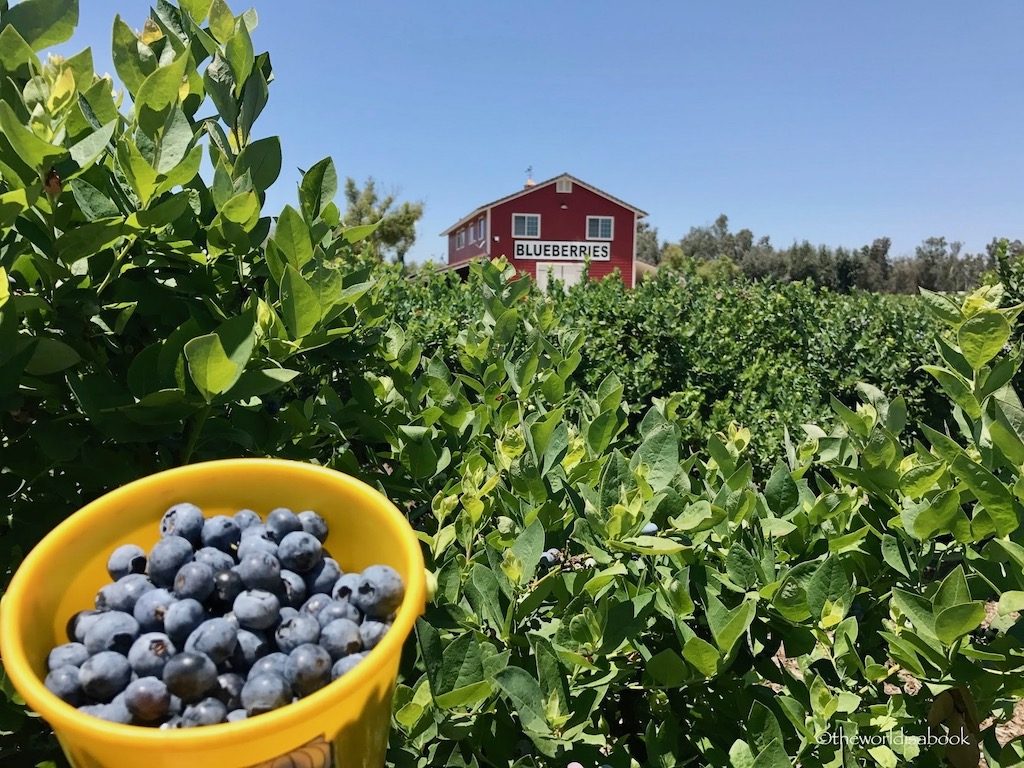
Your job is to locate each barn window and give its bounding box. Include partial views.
[478,219,486,240]
[556,178,572,193]
[456,229,465,248]
[513,214,540,238]
[587,216,614,240]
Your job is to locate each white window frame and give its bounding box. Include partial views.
[556,178,572,193]
[456,229,465,249]
[512,213,541,239]
[586,215,614,241]
[476,219,485,241]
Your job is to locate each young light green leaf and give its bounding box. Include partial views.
[3,0,78,51]
[224,18,253,91]
[682,636,719,677]
[273,206,313,268]
[279,265,320,339]
[958,309,1010,371]
[0,101,65,172]
[950,454,1020,537]
[135,50,187,115]
[299,157,337,222]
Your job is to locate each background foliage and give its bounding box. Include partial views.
[2,3,1024,768]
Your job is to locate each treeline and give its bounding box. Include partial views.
[637,214,1018,293]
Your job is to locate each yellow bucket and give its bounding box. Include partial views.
[0,458,426,768]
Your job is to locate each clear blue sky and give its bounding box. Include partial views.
[61,1,1023,262]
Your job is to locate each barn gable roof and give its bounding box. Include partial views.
[440,173,647,236]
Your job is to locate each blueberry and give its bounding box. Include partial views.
[317,599,361,628]
[279,606,300,623]
[124,676,170,722]
[352,565,404,620]
[84,611,139,655]
[241,672,291,715]
[233,509,262,531]
[174,561,215,602]
[107,544,147,581]
[539,551,557,568]
[163,652,218,703]
[161,503,205,545]
[182,696,227,727]
[148,536,194,587]
[102,693,133,724]
[45,666,83,705]
[233,590,280,630]
[306,558,341,595]
[319,619,362,661]
[236,536,278,561]
[164,598,205,645]
[278,570,307,609]
[330,652,366,681]
[80,651,131,702]
[240,523,273,541]
[277,532,322,573]
[641,522,660,535]
[208,569,245,613]
[302,593,333,618]
[359,620,390,650]
[266,508,302,542]
[194,547,235,574]
[212,672,244,710]
[229,629,269,673]
[283,643,331,696]
[226,708,248,722]
[247,652,288,681]
[184,618,238,665]
[201,515,241,553]
[128,632,177,677]
[160,715,183,729]
[97,574,154,613]
[275,614,321,654]
[133,587,177,633]
[48,642,89,671]
[297,511,328,543]
[236,551,282,592]
[67,609,103,643]
[330,573,361,602]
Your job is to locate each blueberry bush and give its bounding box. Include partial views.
[1,3,1023,768]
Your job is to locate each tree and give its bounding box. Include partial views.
[635,220,661,264]
[342,177,424,265]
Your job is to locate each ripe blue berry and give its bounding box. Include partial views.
[45,666,83,705]
[213,672,244,710]
[96,574,154,613]
[297,511,328,543]
[67,609,103,644]
[128,632,177,678]
[331,653,366,681]
[284,644,331,696]
[124,676,170,722]
[148,536,194,588]
[277,532,322,573]
[80,651,131,702]
[48,642,88,671]
[133,588,177,632]
[194,547,235,574]
[230,629,269,674]
[233,590,280,630]
[160,503,205,546]
[301,593,333,618]
[352,565,404,620]
[184,618,238,665]
[233,509,261,531]
[236,536,278,561]
[275,614,320,654]
[306,558,341,595]
[319,619,362,661]
[279,570,307,608]
[201,515,240,553]
[173,561,215,602]
[84,611,140,655]
[266,508,302,542]
[208,569,245,613]
[359,620,390,650]
[162,652,217,703]
[641,522,660,535]
[107,544,147,581]
[164,597,205,645]
[241,673,290,715]
[247,652,288,681]
[236,551,282,592]
[317,599,361,628]
[227,708,247,722]
[182,696,227,727]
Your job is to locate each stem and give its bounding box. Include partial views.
[180,406,212,464]
[96,240,134,295]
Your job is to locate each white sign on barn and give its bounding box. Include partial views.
[513,240,611,261]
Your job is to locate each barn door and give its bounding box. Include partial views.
[535,262,584,291]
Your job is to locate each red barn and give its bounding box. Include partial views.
[440,173,648,289]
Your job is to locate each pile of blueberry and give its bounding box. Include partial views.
[43,504,404,727]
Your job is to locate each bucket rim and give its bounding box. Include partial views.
[0,457,426,749]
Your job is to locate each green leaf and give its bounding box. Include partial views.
[614,536,688,556]
[279,264,319,339]
[726,546,758,589]
[950,454,1020,537]
[208,0,234,43]
[494,666,550,733]
[273,205,313,268]
[299,157,337,221]
[183,312,255,402]
[234,135,281,192]
[67,120,116,175]
[764,462,798,515]
[899,461,945,500]
[464,564,503,631]
[636,423,678,492]
[203,54,237,128]
[706,595,756,655]
[806,557,850,621]
[919,288,964,325]
[891,588,937,640]
[155,108,193,174]
[111,15,155,96]
[645,649,688,687]
[340,221,379,244]
[933,566,971,611]
[179,0,211,22]
[997,591,1024,616]
[934,602,986,644]
[958,309,1010,370]
[682,636,719,677]
[2,0,78,51]
[224,18,253,90]
[433,633,490,710]
[135,50,188,115]
[0,101,65,172]
[920,365,981,418]
[55,218,126,264]
[0,25,38,71]
[224,368,298,400]
[24,337,79,375]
